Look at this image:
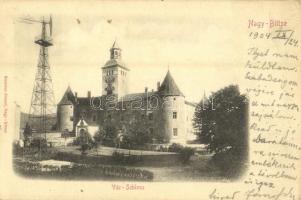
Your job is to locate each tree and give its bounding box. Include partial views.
[127,119,152,148]
[23,123,32,141]
[74,129,94,155]
[93,127,105,155]
[193,85,248,177]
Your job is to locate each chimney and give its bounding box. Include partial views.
[145,87,148,93]
[87,91,91,98]
[157,81,160,90]
[75,92,78,102]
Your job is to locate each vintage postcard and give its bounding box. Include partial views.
[0,1,300,200]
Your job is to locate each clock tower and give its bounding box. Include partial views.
[102,41,130,99]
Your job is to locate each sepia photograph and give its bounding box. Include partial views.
[12,13,249,182]
[0,1,300,200]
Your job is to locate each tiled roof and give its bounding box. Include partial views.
[103,59,128,70]
[122,92,157,102]
[77,96,102,106]
[158,70,184,97]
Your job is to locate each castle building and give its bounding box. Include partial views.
[57,41,196,144]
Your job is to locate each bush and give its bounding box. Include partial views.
[168,143,184,152]
[101,139,115,147]
[112,151,142,164]
[30,137,48,150]
[179,147,195,164]
[73,131,94,155]
[210,148,246,178]
[80,144,91,155]
[112,151,125,162]
[14,160,154,181]
[166,143,195,163]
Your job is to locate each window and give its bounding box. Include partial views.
[148,113,153,120]
[173,112,177,119]
[173,128,178,136]
[107,70,114,75]
[70,116,73,121]
[93,115,96,122]
[149,128,154,134]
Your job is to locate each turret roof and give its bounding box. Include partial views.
[158,70,184,97]
[58,86,76,105]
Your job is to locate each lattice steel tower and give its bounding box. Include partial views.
[22,16,56,135]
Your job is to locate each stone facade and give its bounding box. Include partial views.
[57,41,196,144]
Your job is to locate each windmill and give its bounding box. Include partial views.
[19,15,56,140]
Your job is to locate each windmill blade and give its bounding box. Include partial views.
[19,17,42,24]
[49,15,52,36]
[18,19,33,24]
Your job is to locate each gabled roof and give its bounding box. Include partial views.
[76,119,88,127]
[158,70,184,97]
[58,86,76,105]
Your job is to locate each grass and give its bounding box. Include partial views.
[57,145,177,156]
[13,145,229,181]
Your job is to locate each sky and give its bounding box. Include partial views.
[12,2,247,113]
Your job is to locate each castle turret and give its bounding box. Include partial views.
[102,40,130,99]
[158,70,186,144]
[57,86,75,132]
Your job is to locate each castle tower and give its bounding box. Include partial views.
[157,70,186,144]
[57,86,75,132]
[102,41,130,99]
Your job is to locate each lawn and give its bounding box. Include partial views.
[13,145,226,181]
[57,145,177,156]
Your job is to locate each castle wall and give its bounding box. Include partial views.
[117,67,129,98]
[58,104,74,132]
[102,67,117,96]
[157,96,186,144]
[74,101,99,130]
[185,103,197,141]
[71,93,195,145]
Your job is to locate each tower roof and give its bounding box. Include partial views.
[103,59,128,70]
[103,40,128,70]
[158,70,184,97]
[58,86,76,105]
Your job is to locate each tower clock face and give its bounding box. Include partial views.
[105,76,115,95]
